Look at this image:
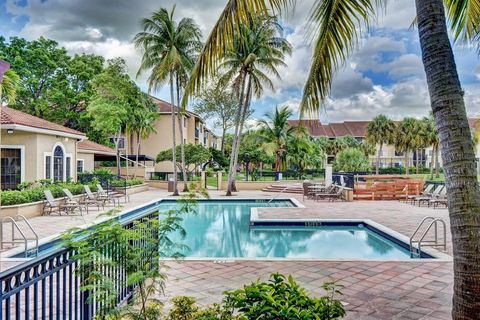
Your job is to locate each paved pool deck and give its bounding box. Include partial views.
[162,190,453,320]
[0,188,454,319]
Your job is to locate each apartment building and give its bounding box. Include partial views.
[123,97,220,173]
[288,119,480,169]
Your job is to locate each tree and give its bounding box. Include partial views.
[127,97,159,177]
[156,144,212,174]
[135,6,202,195]
[193,80,244,155]
[394,118,418,175]
[366,115,396,175]
[259,106,297,177]
[87,58,143,177]
[422,116,440,179]
[0,37,105,134]
[216,15,291,195]
[333,148,370,172]
[0,69,19,104]
[182,1,480,315]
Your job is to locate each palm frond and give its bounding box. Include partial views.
[445,0,480,44]
[300,0,382,117]
[0,70,20,104]
[181,0,293,108]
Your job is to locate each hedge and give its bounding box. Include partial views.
[0,183,99,206]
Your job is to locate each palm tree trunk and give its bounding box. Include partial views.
[376,143,382,175]
[176,75,189,192]
[230,75,252,192]
[136,131,140,178]
[415,149,420,174]
[405,152,409,175]
[169,73,179,196]
[430,145,435,180]
[226,71,247,196]
[416,0,480,317]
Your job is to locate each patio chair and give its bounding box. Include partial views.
[302,181,313,201]
[406,184,434,204]
[315,185,344,202]
[42,190,84,216]
[84,185,108,208]
[62,189,89,214]
[428,188,448,208]
[414,185,444,207]
[97,184,127,205]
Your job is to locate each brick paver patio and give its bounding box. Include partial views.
[0,188,455,319]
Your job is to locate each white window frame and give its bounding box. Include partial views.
[1,145,25,184]
[44,142,71,182]
[77,159,85,174]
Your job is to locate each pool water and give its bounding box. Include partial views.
[159,200,417,260]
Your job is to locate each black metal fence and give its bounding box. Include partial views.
[147,172,200,181]
[78,173,128,194]
[0,210,158,319]
[246,169,325,181]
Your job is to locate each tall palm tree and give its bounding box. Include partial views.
[259,106,297,177]
[181,1,480,316]
[217,15,291,195]
[134,6,202,196]
[366,115,396,175]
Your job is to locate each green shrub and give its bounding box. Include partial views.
[224,273,345,320]
[166,274,345,320]
[333,148,370,172]
[1,191,29,206]
[0,183,99,206]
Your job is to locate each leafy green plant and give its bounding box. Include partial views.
[224,273,345,320]
[333,148,370,172]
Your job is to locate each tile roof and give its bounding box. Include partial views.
[1,106,85,136]
[290,118,479,138]
[78,140,116,155]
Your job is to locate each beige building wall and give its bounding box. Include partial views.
[77,152,95,173]
[1,130,79,183]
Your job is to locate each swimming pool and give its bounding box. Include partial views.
[159,200,431,260]
[8,198,433,260]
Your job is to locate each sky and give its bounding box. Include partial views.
[1,0,480,132]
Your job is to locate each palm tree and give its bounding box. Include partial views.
[134,6,202,196]
[366,115,396,175]
[259,106,297,178]
[216,15,291,195]
[0,69,19,104]
[181,1,480,316]
[422,116,440,179]
[128,106,158,178]
[394,118,418,175]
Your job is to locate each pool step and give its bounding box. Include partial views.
[262,184,303,194]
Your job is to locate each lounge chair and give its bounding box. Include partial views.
[414,185,444,206]
[43,190,84,216]
[84,185,108,208]
[315,185,344,202]
[97,184,128,205]
[406,184,433,204]
[62,189,89,214]
[302,181,313,201]
[428,188,448,208]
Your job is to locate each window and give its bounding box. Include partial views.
[66,156,71,180]
[45,156,52,179]
[77,160,84,174]
[395,150,404,157]
[110,137,125,149]
[183,117,187,127]
[1,149,21,190]
[53,146,64,182]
